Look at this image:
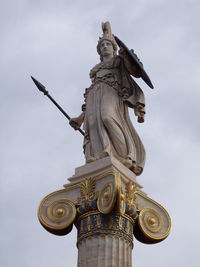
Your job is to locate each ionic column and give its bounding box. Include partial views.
[38,157,171,267]
[76,212,134,267]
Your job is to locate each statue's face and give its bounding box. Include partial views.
[100,40,114,58]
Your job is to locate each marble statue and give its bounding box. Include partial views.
[70,21,149,175]
[37,22,171,267]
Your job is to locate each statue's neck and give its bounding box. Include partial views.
[102,55,113,63]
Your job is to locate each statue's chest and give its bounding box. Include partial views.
[94,68,119,83]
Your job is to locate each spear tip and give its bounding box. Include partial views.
[31,75,48,94]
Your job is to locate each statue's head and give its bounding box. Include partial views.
[97,21,118,61]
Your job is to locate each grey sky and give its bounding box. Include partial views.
[1,0,200,266]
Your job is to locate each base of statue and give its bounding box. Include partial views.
[38,156,171,267]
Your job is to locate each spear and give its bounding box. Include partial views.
[31,76,85,136]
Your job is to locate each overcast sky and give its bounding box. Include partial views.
[1,0,200,266]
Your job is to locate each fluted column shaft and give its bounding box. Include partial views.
[78,235,132,267]
[76,211,134,267]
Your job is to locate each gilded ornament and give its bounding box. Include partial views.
[97,182,117,214]
[138,208,171,241]
[108,216,114,228]
[119,216,123,230]
[125,220,130,234]
[126,181,137,206]
[76,211,134,248]
[87,216,92,231]
[96,214,102,228]
[79,177,96,203]
[117,187,125,214]
[55,208,64,216]
[38,197,76,235]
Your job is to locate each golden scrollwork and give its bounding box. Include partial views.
[79,177,96,203]
[38,197,76,235]
[126,181,137,206]
[138,208,170,241]
[97,182,117,214]
[116,186,126,214]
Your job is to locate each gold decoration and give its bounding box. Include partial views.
[38,197,76,235]
[76,211,134,248]
[97,182,117,214]
[87,216,92,231]
[126,220,130,234]
[138,208,170,240]
[135,191,171,243]
[117,187,125,214]
[97,214,102,228]
[119,216,123,230]
[108,216,114,228]
[126,182,137,206]
[79,177,96,203]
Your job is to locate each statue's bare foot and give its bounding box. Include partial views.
[99,151,109,159]
[86,157,96,163]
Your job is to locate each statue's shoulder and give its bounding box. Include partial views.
[89,62,102,79]
[89,56,121,79]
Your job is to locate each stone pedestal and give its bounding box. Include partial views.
[38,157,171,266]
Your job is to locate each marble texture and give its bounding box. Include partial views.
[70,21,146,175]
[77,235,132,267]
[67,156,142,189]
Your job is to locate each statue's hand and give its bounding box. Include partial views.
[138,114,145,123]
[134,105,145,123]
[69,117,82,130]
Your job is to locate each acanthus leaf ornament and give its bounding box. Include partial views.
[79,177,96,203]
[77,177,97,214]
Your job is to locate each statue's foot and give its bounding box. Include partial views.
[86,157,96,163]
[99,151,109,159]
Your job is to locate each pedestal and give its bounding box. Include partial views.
[38,157,171,266]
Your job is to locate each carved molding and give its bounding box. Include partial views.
[38,169,171,245]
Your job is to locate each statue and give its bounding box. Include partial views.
[70,21,153,175]
[35,22,171,267]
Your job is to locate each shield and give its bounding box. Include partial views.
[114,35,154,89]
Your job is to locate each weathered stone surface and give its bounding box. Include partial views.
[77,235,132,267]
[67,156,142,188]
[70,21,147,175]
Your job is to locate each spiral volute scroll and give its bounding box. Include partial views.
[134,192,171,244]
[97,181,117,214]
[38,192,77,236]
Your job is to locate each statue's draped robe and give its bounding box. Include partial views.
[83,55,145,175]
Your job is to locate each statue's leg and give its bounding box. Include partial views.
[100,89,129,161]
